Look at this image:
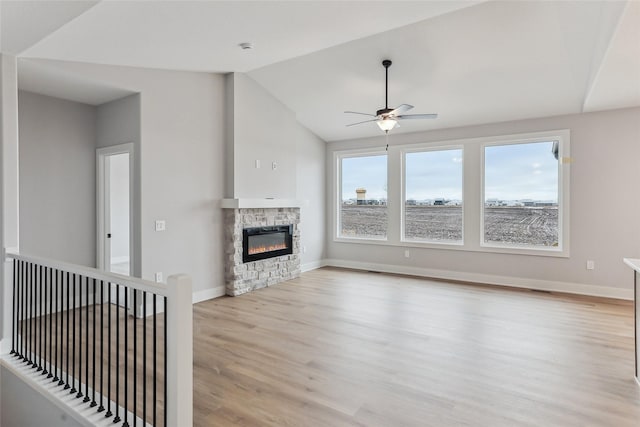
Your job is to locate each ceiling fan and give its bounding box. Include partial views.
[345,59,437,133]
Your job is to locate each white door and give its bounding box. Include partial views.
[106,153,130,275]
[97,144,134,307]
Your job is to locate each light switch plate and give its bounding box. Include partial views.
[155,220,166,232]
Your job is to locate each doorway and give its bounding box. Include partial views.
[97,143,134,276]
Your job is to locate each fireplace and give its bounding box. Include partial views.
[223,206,300,296]
[243,225,293,263]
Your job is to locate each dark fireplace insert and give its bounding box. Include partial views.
[243,225,293,263]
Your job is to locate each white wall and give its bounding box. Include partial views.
[228,73,297,199]
[295,124,326,269]
[21,60,226,294]
[12,61,327,296]
[2,55,19,252]
[0,55,4,350]
[96,93,141,277]
[0,365,84,427]
[327,107,640,297]
[227,73,326,268]
[224,74,235,199]
[96,94,140,149]
[1,54,20,352]
[18,90,97,267]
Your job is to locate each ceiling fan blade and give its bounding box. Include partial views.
[397,113,438,120]
[389,104,414,116]
[344,111,376,117]
[346,118,378,127]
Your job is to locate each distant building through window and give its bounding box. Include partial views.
[339,153,387,239]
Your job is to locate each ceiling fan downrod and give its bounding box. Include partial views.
[383,59,392,110]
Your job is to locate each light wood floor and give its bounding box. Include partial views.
[17,295,166,426]
[192,267,640,427]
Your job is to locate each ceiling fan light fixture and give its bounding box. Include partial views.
[345,59,437,133]
[377,117,397,132]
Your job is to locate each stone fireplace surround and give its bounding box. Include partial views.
[222,200,301,296]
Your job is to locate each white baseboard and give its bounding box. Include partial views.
[301,259,328,273]
[323,259,634,300]
[192,286,226,304]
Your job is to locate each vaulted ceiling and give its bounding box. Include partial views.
[2,0,639,142]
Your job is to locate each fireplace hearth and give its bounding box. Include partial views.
[243,225,293,263]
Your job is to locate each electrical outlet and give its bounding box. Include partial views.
[155,220,166,232]
[586,260,595,270]
[155,272,163,283]
[404,249,410,258]
[272,161,277,170]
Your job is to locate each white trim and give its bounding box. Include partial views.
[331,129,571,258]
[220,199,306,209]
[2,55,20,252]
[301,259,328,272]
[96,143,135,274]
[2,256,14,354]
[400,144,464,245]
[335,149,389,241]
[166,274,193,426]
[479,131,570,257]
[192,286,226,303]
[323,258,633,301]
[6,251,167,297]
[385,129,572,151]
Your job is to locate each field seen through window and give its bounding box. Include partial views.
[340,205,558,247]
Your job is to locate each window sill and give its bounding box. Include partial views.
[479,242,568,258]
[333,236,569,258]
[335,236,389,245]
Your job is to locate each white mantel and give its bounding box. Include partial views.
[220,198,306,209]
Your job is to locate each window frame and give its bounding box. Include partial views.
[400,144,465,247]
[480,133,569,257]
[335,148,389,243]
[332,129,570,258]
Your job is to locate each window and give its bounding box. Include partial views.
[483,140,561,249]
[333,130,569,257]
[338,153,388,239]
[403,148,463,243]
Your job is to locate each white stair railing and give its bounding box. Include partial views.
[3,251,192,427]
